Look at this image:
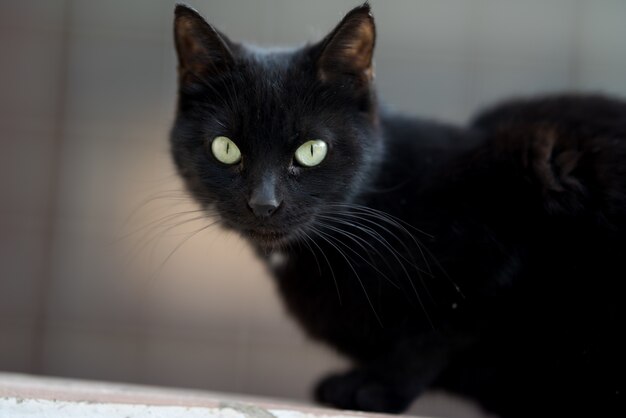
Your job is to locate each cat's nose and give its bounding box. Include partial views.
[248,198,281,218]
[248,174,281,218]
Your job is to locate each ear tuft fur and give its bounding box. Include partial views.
[173,4,234,84]
[317,4,376,86]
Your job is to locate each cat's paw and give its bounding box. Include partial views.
[314,369,414,413]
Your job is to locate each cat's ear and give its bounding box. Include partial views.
[316,3,376,86]
[174,4,234,84]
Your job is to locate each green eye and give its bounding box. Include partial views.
[211,136,241,165]
[294,140,328,167]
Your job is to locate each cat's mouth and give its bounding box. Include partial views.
[244,228,292,247]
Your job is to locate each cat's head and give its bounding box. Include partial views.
[170,3,381,248]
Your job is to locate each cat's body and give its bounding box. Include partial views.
[171,5,625,417]
[273,96,626,416]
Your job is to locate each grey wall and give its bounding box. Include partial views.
[1,1,625,417]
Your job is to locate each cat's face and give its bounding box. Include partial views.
[171,4,380,248]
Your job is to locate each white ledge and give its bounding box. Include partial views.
[0,372,422,418]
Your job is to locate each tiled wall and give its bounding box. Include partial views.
[1,0,625,416]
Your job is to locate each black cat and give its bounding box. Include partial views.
[170,4,626,417]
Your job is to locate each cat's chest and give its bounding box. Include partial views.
[266,238,447,354]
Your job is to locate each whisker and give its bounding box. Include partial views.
[122,190,194,227]
[315,220,401,289]
[422,244,465,298]
[320,216,433,329]
[146,215,211,264]
[310,225,382,326]
[301,229,341,304]
[325,206,433,276]
[319,211,438,307]
[149,220,219,282]
[114,209,208,244]
[294,230,322,277]
[125,215,210,267]
[317,212,432,277]
[327,202,433,238]
[326,202,463,297]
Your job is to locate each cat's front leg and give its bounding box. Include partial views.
[314,367,417,413]
[314,336,452,413]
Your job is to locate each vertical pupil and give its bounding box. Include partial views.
[226,142,230,154]
[310,144,314,156]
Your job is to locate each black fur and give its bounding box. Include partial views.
[170,4,626,417]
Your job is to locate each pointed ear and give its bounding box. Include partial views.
[316,4,376,86]
[174,4,234,85]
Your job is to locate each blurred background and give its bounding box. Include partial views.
[1,0,625,417]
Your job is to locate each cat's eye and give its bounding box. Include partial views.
[294,140,328,167]
[211,136,241,165]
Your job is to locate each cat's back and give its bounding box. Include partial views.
[471,93,626,136]
[381,109,482,151]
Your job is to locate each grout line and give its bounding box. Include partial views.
[30,0,73,375]
[568,0,584,89]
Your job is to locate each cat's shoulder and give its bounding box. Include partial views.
[380,108,481,151]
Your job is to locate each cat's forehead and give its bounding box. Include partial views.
[237,44,309,87]
[219,46,321,141]
[242,43,302,59]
